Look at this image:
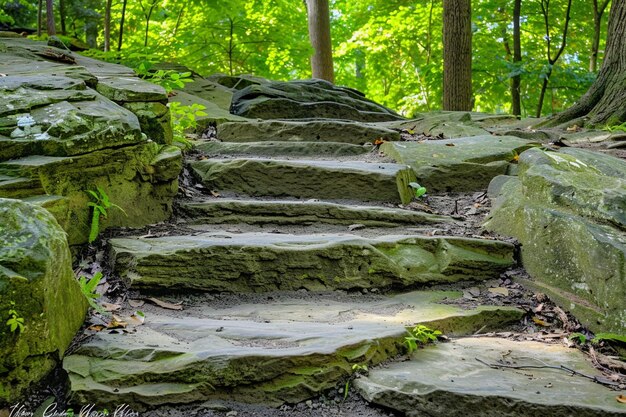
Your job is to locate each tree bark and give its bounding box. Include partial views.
[548,0,626,126]
[59,0,66,35]
[306,0,335,83]
[104,0,112,52]
[443,0,472,111]
[511,0,522,117]
[590,0,611,72]
[37,0,42,37]
[45,0,56,36]
[118,0,128,51]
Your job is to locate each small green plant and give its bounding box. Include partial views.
[136,62,193,93]
[569,332,588,344]
[169,102,208,148]
[6,301,25,333]
[603,121,626,133]
[78,271,108,314]
[569,332,626,345]
[343,363,369,400]
[404,324,441,353]
[409,182,427,198]
[86,187,126,243]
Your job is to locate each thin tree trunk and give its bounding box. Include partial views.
[173,1,188,37]
[512,0,522,117]
[443,0,472,111]
[548,0,626,126]
[228,17,234,76]
[590,0,611,72]
[37,0,42,37]
[140,0,158,48]
[426,0,435,65]
[59,0,66,35]
[118,0,128,51]
[306,0,334,83]
[536,0,572,118]
[46,0,56,36]
[104,0,112,52]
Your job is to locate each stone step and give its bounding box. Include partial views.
[178,198,454,227]
[63,291,524,409]
[0,175,43,198]
[190,158,416,204]
[109,232,515,293]
[217,119,400,144]
[356,337,625,417]
[196,141,371,157]
[0,155,70,178]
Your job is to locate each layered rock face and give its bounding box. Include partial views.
[0,35,181,245]
[486,148,626,333]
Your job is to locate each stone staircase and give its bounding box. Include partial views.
[62,106,624,415]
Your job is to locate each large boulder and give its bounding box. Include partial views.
[486,147,626,333]
[0,198,87,404]
[230,79,404,122]
[0,38,181,245]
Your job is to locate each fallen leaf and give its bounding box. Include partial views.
[101,302,122,312]
[147,297,184,311]
[532,316,551,327]
[87,324,106,332]
[488,287,509,297]
[445,143,455,147]
[210,190,220,197]
[616,395,626,404]
[128,299,145,308]
[107,317,128,329]
[374,138,386,146]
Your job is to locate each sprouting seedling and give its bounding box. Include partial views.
[404,324,441,353]
[409,182,427,198]
[6,301,25,333]
[86,186,127,243]
[78,271,108,315]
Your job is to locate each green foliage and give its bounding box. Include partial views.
[405,324,441,353]
[3,0,607,117]
[569,332,626,345]
[569,332,588,344]
[409,182,427,198]
[6,301,24,334]
[168,102,208,148]
[136,64,194,93]
[603,122,626,133]
[343,363,369,400]
[78,271,106,314]
[86,187,126,243]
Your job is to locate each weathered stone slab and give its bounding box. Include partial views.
[169,90,247,126]
[0,198,87,403]
[381,135,537,192]
[64,291,522,409]
[356,337,625,417]
[109,232,515,292]
[485,147,626,333]
[181,77,234,110]
[191,158,416,204]
[95,77,167,102]
[196,141,370,157]
[378,112,489,138]
[217,119,400,144]
[179,198,453,226]
[230,79,403,122]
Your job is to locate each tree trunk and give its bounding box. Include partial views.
[511,0,522,117]
[306,0,334,83]
[59,0,66,35]
[173,1,188,37]
[443,0,472,111]
[37,0,42,37]
[118,0,128,51]
[536,0,572,118]
[104,0,112,52]
[45,0,56,36]
[549,0,626,126]
[590,0,611,72]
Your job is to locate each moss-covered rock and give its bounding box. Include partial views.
[0,198,87,404]
[486,148,626,333]
[109,232,515,292]
[230,79,403,122]
[381,135,538,192]
[0,38,182,245]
